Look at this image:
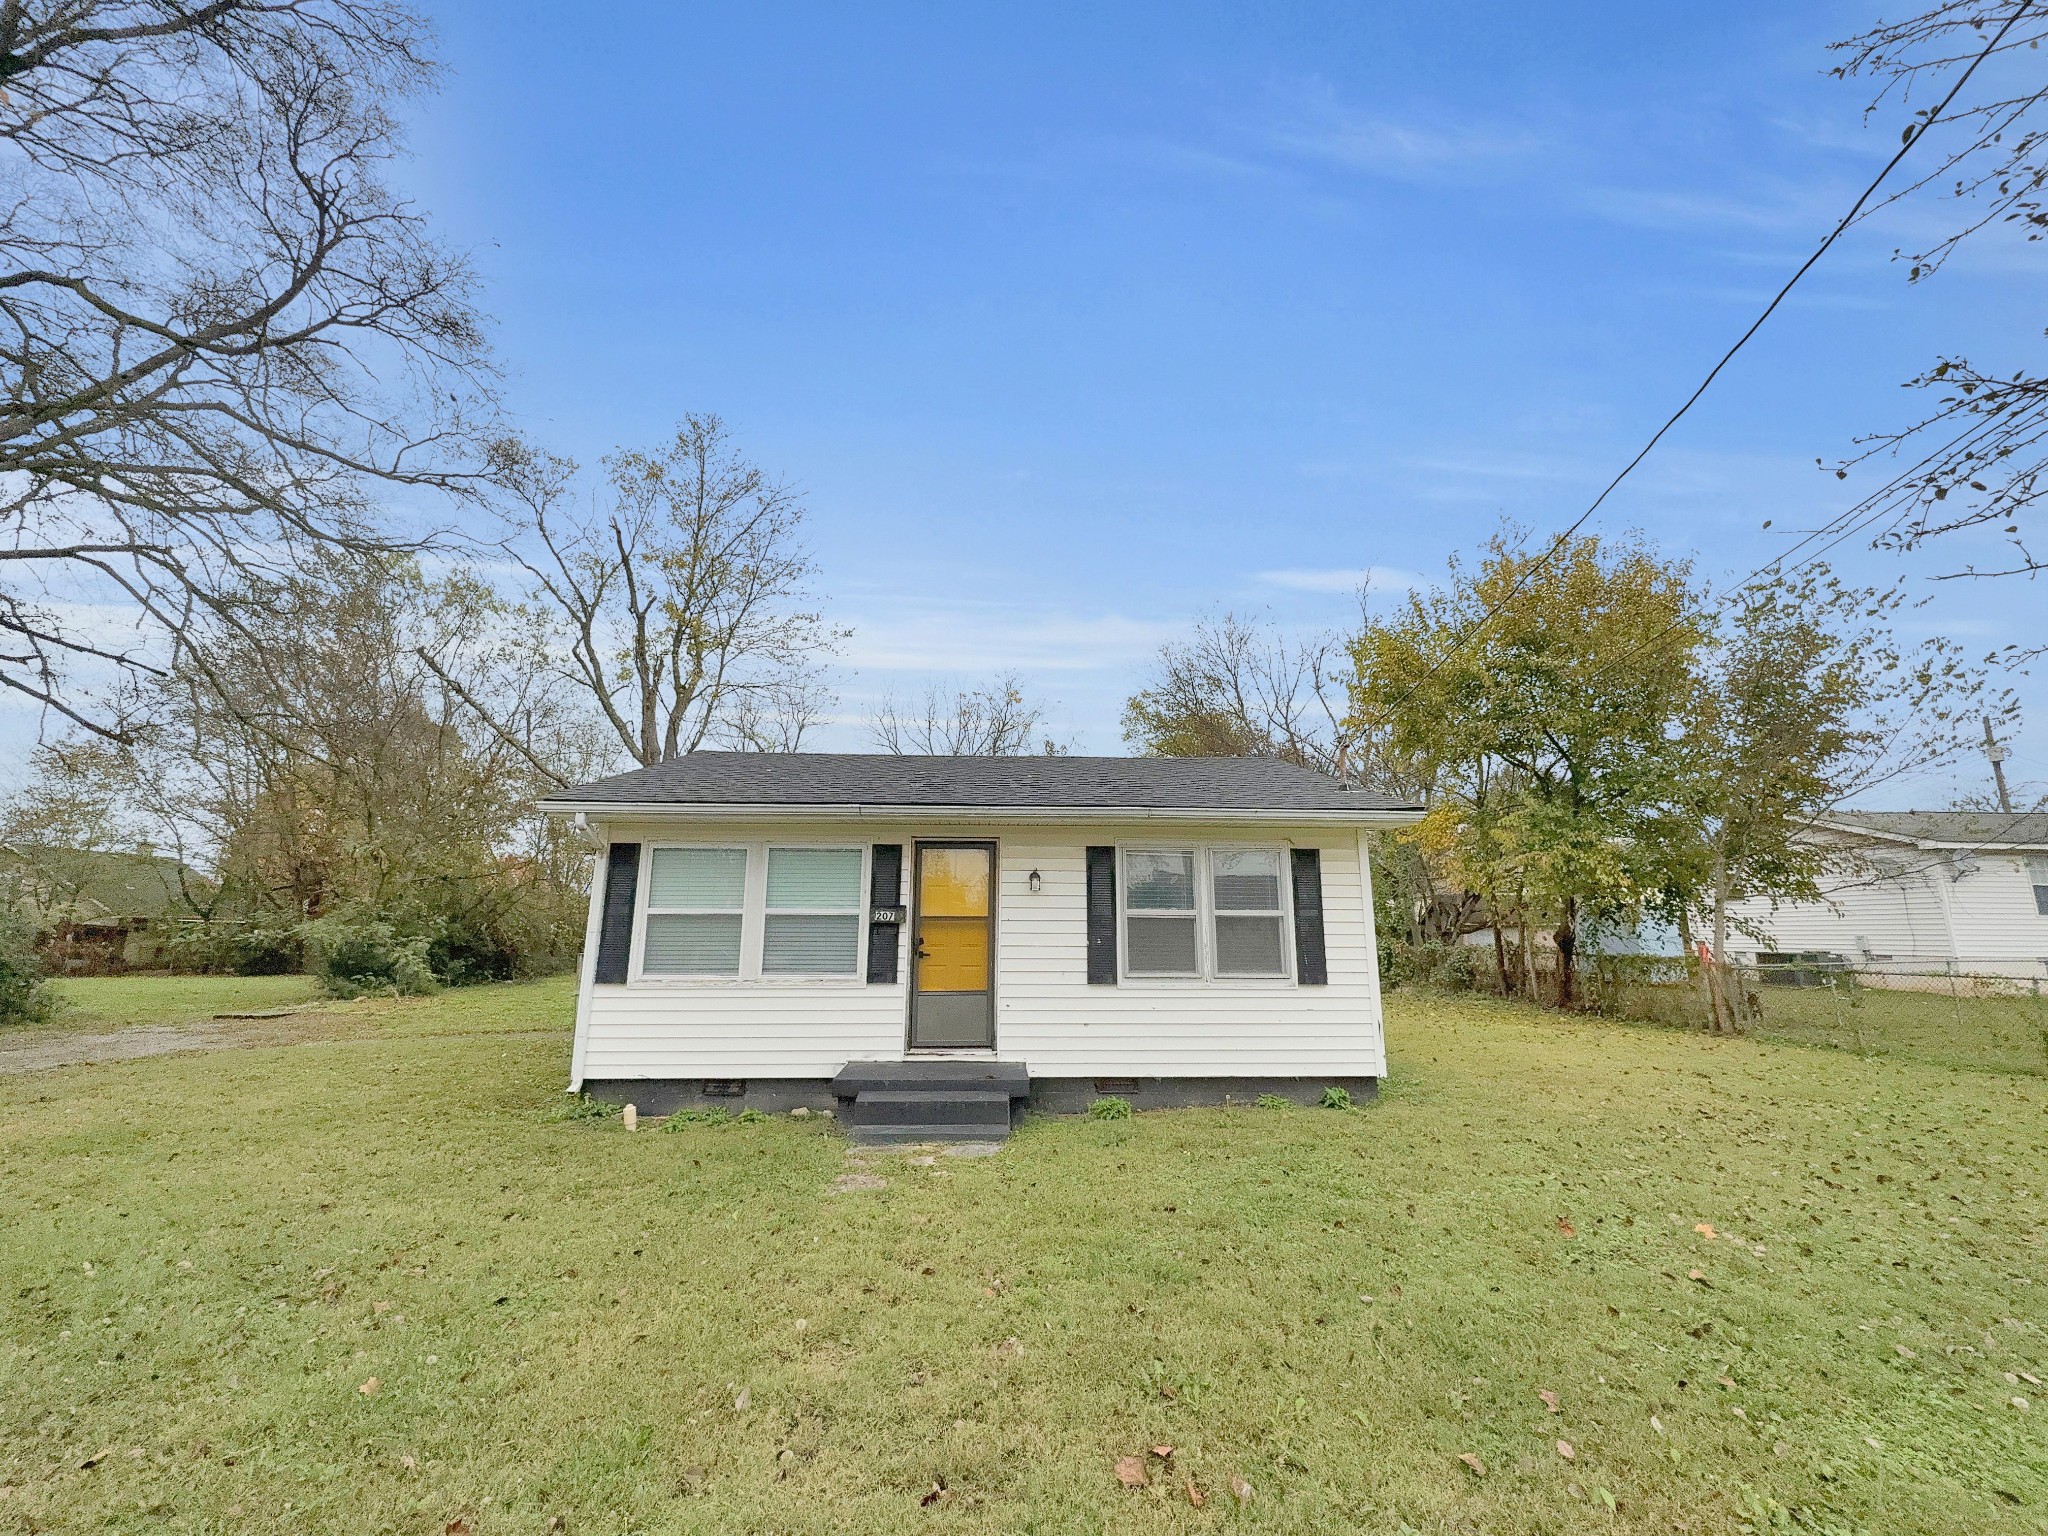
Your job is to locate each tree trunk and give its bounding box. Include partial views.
[1554,895,1577,1010]
[1676,902,1715,1032]
[1486,890,1510,997]
[1710,846,1735,1034]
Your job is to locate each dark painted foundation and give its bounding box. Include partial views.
[578,1073,1379,1118]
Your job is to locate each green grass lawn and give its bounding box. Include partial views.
[2,982,2044,1534]
[46,973,326,1030]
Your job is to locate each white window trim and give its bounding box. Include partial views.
[1117,843,1295,985]
[631,841,871,986]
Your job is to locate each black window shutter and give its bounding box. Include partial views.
[1290,847,1328,986]
[1086,845,1118,985]
[866,844,904,984]
[593,842,641,985]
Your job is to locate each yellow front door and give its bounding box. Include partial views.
[911,843,994,1047]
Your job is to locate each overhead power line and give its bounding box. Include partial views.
[1356,0,2035,726]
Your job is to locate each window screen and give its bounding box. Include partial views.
[643,847,747,976]
[763,847,862,975]
[1211,848,1286,976]
[1124,849,1199,975]
[2030,857,2048,918]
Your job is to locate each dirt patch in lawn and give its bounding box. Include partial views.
[0,1009,375,1074]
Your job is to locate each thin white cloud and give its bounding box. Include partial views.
[836,601,1182,675]
[1255,566,1420,594]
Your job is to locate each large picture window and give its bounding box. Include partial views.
[1121,846,1292,980]
[643,846,748,976]
[637,844,867,979]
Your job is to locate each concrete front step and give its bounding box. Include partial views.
[849,1088,1011,1128]
[833,1061,1030,1144]
[832,1059,1030,1097]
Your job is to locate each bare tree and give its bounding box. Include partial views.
[1121,612,1358,776]
[1827,4,2048,606]
[869,673,1064,756]
[493,418,841,766]
[0,2,496,741]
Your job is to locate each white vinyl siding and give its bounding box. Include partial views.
[579,819,1386,1083]
[1724,837,2048,978]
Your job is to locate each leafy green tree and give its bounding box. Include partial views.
[1349,529,1707,1007]
[1659,571,2013,1029]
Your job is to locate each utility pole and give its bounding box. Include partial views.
[1984,716,2014,815]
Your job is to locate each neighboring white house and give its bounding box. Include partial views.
[540,754,1422,1141]
[1723,810,2048,981]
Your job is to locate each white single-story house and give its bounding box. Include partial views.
[540,754,1422,1141]
[1724,810,2048,981]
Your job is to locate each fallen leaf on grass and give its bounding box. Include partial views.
[1694,1222,1717,1239]
[1230,1474,1254,1502]
[1458,1453,1485,1477]
[2014,1396,2032,1411]
[1115,1456,1148,1488]
[1538,1389,1561,1413]
[994,1337,1022,1359]
[1894,1345,1917,1360]
[399,1455,418,1471]
[1687,1269,1708,1284]
[1716,1375,1738,1390]
[357,1378,380,1397]
[1556,1440,1575,1461]
[1556,1217,1576,1237]
[1150,1445,1173,1460]
[734,1387,751,1412]
[1185,1479,1205,1507]
[444,1522,471,1536]
[548,1518,567,1533]
[920,1481,951,1506]
[1650,1415,1664,1434]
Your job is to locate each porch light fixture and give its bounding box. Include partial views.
[1028,868,1042,893]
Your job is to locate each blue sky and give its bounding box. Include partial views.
[399,0,2043,803]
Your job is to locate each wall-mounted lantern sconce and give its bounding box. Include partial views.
[1027,869,1043,893]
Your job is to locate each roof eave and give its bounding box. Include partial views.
[1809,816,2048,852]
[536,799,1425,826]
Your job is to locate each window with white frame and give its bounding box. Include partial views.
[1121,846,1290,979]
[763,847,864,975]
[637,845,866,979]
[643,846,748,976]
[2029,856,2048,918]
[1210,848,1287,975]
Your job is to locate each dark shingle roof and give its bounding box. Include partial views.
[542,753,1419,817]
[1825,810,2048,849]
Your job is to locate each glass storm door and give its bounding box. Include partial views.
[910,842,995,1048]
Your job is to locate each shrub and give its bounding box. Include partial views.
[1089,1096,1133,1120]
[734,1108,771,1125]
[160,920,302,976]
[539,1093,615,1124]
[660,1108,732,1131]
[0,904,53,1027]
[1320,1085,1353,1110]
[1255,1092,1291,1110]
[299,914,438,998]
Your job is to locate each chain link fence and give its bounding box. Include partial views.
[1585,952,2048,1077]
